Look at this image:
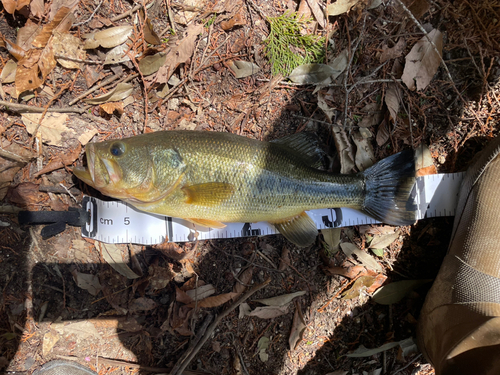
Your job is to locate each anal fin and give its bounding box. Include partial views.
[186,218,227,229]
[271,212,318,247]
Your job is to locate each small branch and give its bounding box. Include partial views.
[69,73,122,106]
[0,100,84,114]
[73,0,105,26]
[170,278,271,375]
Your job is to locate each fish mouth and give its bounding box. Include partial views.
[73,143,118,188]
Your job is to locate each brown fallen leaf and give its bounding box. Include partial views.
[32,7,73,48]
[176,286,194,304]
[170,303,193,336]
[1,0,30,14]
[15,50,43,96]
[220,13,246,31]
[189,292,239,308]
[156,23,203,84]
[0,139,34,200]
[52,31,86,70]
[248,305,289,319]
[30,0,44,18]
[38,42,56,80]
[34,144,81,177]
[232,266,253,298]
[22,113,71,146]
[71,269,102,296]
[16,20,42,50]
[140,8,161,45]
[83,25,133,49]
[359,102,384,128]
[342,275,376,300]
[323,265,373,279]
[99,101,124,115]
[289,302,306,349]
[366,274,388,294]
[385,84,401,122]
[380,39,407,63]
[129,297,157,312]
[376,119,390,146]
[401,28,443,91]
[84,82,133,104]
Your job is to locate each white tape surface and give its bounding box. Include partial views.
[81,172,465,245]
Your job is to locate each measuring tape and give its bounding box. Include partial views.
[80,173,465,245]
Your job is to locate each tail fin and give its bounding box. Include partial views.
[361,149,416,226]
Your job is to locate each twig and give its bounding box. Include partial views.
[110,2,154,22]
[54,54,102,64]
[343,16,367,128]
[170,278,271,375]
[246,0,268,20]
[73,0,105,26]
[0,146,32,163]
[69,73,121,106]
[170,314,213,375]
[0,100,85,114]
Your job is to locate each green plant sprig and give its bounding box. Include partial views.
[264,12,326,76]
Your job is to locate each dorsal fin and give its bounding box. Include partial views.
[271,132,327,169]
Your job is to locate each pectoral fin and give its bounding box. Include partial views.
[271,212,318,247]
[182,182,235,206]
[186,218,227,229]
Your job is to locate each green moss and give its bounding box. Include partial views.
[264,12,326,76]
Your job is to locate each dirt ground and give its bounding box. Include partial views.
[0,0,499,374]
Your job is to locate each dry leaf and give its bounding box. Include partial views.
[306,0,326,28]
[232,267,253,298]
[84,82,133,104]
[323,265,373,279]
[289,64,336,84]
[352,130,376,171]
[34,144,81,177]
[254,291,306,307]
[326,0,360,16]
[173,0,206,24]
[63,321,100,339]
[317,90,336,121]
[248,305,289,319]
[366,274,388,294]
[71,270,102,296]
[30,0,44,18]
[376,119,390,146]
[289,305,306,349]
[372,279,432,305]
[140,9,161,45]
[228,60,260,78]
[341,242,382,272]
[359,102,384,128]
[22,113,71,146]
[0,60,17,83]
[401,29,443,91]
[16,20,41,49]
[380,39,407,63]
[1,0,30,14]
[368,231,400,249]
[176,286,194,304]
[346,342,400,357]
[78,128,98,145]
[415,143,437,176]
[15,51,43,96]
[239,302,251,318]
[342,275,376,300]
[331,124,356,174]
[42,329,60,355]
[257,336,270,362]
[38,42,56,80]
[99,243,140,279]
[52,31,86,69]
[129,297,157,312]
[32,7,72,48]
[83,25,134,49]
[385,84,401,122]
[103,44,130,65]
[185,284,215,301]
[192,292,238,308]
[139,53,167,76]
[220,13,246,31]
[99,102,124,115]
[156,23,203,84]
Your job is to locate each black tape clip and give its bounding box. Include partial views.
[18,207,90,239]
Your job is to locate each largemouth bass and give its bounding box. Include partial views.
[73,131,416,246]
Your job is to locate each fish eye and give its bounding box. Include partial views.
[110,142,125,157]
